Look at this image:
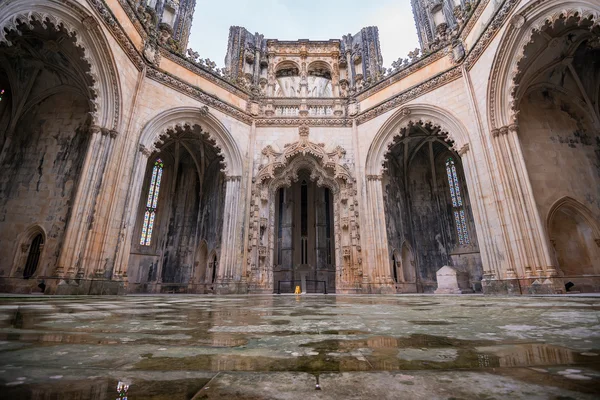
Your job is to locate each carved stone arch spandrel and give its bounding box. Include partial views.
[366,104,470,176]
[0,0,123,131]
[138,106,244,176]
[487,0,600,132]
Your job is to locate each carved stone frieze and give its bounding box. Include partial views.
[356,68,462,125]
[146,68,254,124]
[159,47,250,99]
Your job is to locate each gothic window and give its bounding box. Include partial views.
[140,158,163,246]
[0,89,5,102]
[23,234,43,279]
[301,180,308,264]
[446,157,470,245]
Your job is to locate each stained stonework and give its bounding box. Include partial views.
[0,0,599,295]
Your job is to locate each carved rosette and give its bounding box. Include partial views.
[247,126,362,292]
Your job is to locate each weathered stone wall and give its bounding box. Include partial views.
[0,93,90,279]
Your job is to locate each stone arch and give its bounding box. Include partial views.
[487,0,600,131]
[365,104,470,176]
[194,239,208,284]
[139,106,243,176]
[275,60,301,75]
[546,197,600,282]
[547,197,600,243]
[307,60,332,74]
[400,241,416,284]
[11,225,47,278]
[0,0,122,131]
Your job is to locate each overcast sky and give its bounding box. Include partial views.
[187,0,419,68]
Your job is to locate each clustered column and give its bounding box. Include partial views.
[491,124,555,279]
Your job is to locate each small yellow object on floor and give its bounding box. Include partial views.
[294,286,301,294]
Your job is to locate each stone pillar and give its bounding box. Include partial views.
[55,126,114,280]
[491,124,556,279]
[281,188,294,273]
[113,144,152,279]
[345,50,354,88]
[217,175,242,292]
[299,56,308,98]
[365,175,395,292]
[457,143,498,280]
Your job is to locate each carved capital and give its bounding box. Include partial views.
[507,124,518,134]
[138,144,152,157]
[109,130,118,139]
[458,143,470,156]
[90,125,103,135]
[366,174,383,181]
[225,175,242,182]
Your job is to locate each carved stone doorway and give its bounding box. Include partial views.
[273,172,336,293]
[247,126,362,294]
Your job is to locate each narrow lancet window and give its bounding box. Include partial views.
[446,157,470,245]
[140,158,163,246]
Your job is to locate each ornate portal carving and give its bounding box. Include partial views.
[247,127,362,292]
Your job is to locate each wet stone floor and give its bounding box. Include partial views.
[0,294,599,399]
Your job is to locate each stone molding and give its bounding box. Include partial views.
[254,118,351,127]
[145,68,254,125]
[159,47,251,99]
[355,68,462,125]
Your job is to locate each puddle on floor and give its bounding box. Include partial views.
[0,377,210,400]
[130,334,600,373]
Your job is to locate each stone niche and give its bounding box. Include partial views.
[434,266,473,294]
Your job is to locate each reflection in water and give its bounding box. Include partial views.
[116,381,129,400]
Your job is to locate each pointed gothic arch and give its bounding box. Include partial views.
[365,104,470,176]
[11,225,47,279]
[486,0,600,131]
[546,197,600,286]
[0,0,123,131]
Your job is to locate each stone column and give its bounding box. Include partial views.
[345,50,354,88]
[55,126,113,280]
[365,175,394,292]
[492,124,555,279]
[217,175,242,292]
[457,143,498,280]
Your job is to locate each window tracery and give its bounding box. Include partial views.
[446,157,470,245]
[140,158,163,246]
